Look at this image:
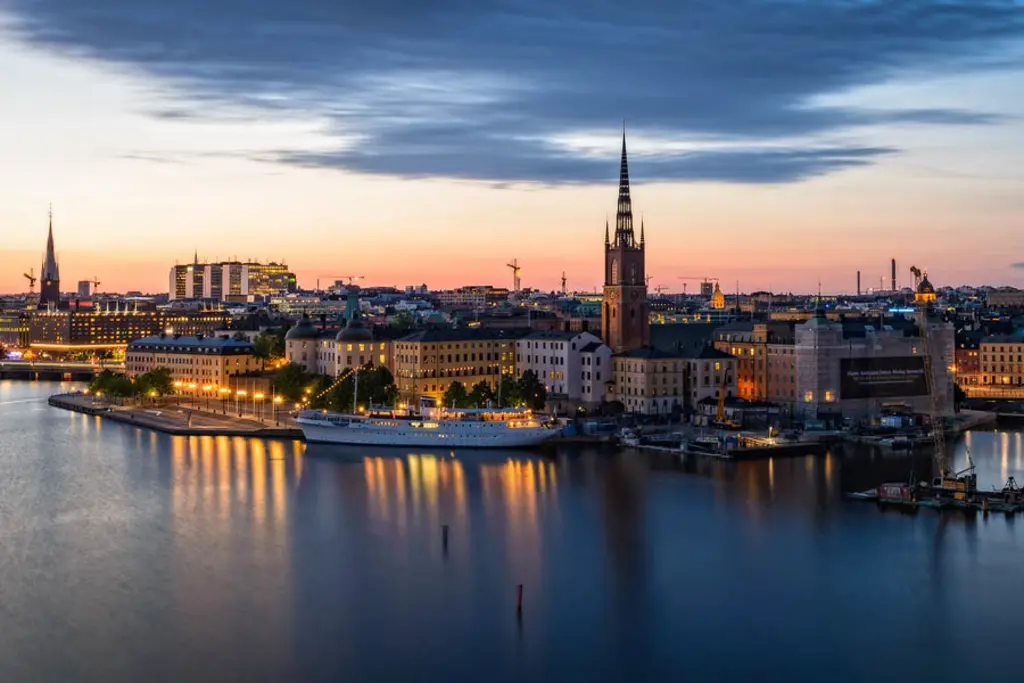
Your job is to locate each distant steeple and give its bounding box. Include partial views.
[40,205,61,306]
[193,249,199,265]
[614,124,635,248]
[640,216,645,246]
[605,217,610,246]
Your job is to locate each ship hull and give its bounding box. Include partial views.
[297,421,557,449]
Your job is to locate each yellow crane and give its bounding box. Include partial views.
[507,259,521,292]
[23,268,37,293]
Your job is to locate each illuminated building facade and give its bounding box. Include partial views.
[514,330,606,404]
[979,335,1024,387]
[0,313,31,348]
[284,316,394,378]
[713,322,795,402]
[168,260,297,301]
[126,336,257,385]
[27,309,232,355]
[601,131,649,354]
[681,346,737,411]
[392,328,521,403]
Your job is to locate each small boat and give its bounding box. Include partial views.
[618,428,641,448]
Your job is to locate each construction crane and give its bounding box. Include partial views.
[561,271,567,295]
[654,285,670,295]
[88,276,101,293]
[23,268,37,293]
[917,300,947,479]
[507,259,521,292]
[909,266,922,290]
[320,276,363,289]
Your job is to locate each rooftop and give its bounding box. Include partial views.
[398,327,530,343]
[614,346,683,360]
[128,335,254,351]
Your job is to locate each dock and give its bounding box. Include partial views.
[48,393,303,439]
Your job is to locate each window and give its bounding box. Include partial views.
[824,390,834,402]
[804,391,813,402]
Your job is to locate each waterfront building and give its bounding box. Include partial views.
[0,313,31,349]
[579,341,612,406]
[26,308,232,357]
[794,308,954,421]
[681,346,738,413]
[514,330,606,407]
[955,332,981,389]
[392,328,521,404]
[126,335,256,386]
[39,209,61,307]
[713,322,795,402]
[978,334,1024,387]
[612,347,685,416]
[601,130,649,353]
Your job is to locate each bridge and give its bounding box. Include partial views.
[0,360,125,381]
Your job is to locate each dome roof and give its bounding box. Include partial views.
[917,276,935,294]
[336,316,373,342]
[285,318,320,340]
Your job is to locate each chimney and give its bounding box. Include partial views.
[891,258,896,292]
[857,271,861,296]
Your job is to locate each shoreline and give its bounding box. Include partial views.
[48,393,303,439]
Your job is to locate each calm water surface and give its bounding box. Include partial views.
[2,381,1023,682]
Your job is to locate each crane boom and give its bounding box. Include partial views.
[917,305,946,478]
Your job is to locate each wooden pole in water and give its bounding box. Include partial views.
[516,584,523,612]
[442,524,449,550]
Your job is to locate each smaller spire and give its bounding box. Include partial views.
[605,218,610,246]
[640,216,645,246]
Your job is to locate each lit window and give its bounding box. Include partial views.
[824,390,834,402]
[804,391,813,402]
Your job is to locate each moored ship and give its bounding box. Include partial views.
[295,406,559,448]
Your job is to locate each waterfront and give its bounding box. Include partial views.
[2,381,1024,682]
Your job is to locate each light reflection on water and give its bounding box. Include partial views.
[2,381,1024,683]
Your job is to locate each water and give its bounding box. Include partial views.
[2,380,1023,683]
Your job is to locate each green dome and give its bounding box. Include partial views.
[285,318,320,340]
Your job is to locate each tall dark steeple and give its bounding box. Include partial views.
[614,125,636,248]
[40,205,61,306]
[602,125,649,353]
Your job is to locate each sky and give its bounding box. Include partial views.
[1,0,1024,295]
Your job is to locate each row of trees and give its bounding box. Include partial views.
[87,368,175,398]
[273,362,399,413]
[442,370,547,410]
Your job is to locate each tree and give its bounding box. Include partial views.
[468,381,495,408]
[321,364,398,413]
[517,370,547,410]
[496,376,522,408]
[274,362,309,402]
[443,381,471,409]
[390,310,416,332]
[953,383,967,413]
[252,331,283,370]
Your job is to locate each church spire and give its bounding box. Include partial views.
[614,123,635,247]
[42,205,58,281]
[605,217,610,246]
[640,216,645,246]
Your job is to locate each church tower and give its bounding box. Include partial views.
[40,206,61,306]
[601,129,649,353]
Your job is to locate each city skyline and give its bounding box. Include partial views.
[2,1,1024,294]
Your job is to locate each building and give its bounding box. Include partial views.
[794,309,954,421]
[681,346,737,413]
[601,130,649,353]
[514,330,605,406]
[978,334,1024,387]
[76,281,93,299]
[914,274,937,304]
[39,208,60,307]
[27,307,232,356]
[955,332,981,389]
[713,322,795,402]
[711,282,725,310]
[434,286,511,310]
[986,288,1024,309]
[579,341,613,406]
[126,335,257,386]
[392,328,521,404]
[612,347,685,416]
[284,313,393,378]
[0,313,30,349]
[169,259,297,301]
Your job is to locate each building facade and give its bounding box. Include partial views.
[514,330,605,404]
[579,341,612,406]
[601,132,649,354]
[126,336,257,385]
[27,308,232,356]
[955,333,981,389]
[613,347,685,415]
[978,335,1024,386]
[713,322,795,402]
[392,329,520,403]
[169,260,297,301]
[681,346,737,412]
[794,312,955,421]
[284,315,394,378]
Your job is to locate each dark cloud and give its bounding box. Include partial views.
[1011,262,1024,270]
[5,0,1023,183]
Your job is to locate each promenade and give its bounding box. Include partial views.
[48,393,303,438]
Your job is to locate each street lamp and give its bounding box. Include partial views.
[188,383,198,409]
[274,395,283,425]
[254,392,265,422]
[173,380,183,406]
[202,385,213,411]
[219,387,230,414]
[236,390,246,417]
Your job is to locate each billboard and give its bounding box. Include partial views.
[840,356,928,399]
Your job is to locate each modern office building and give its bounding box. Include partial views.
[169,259,297,301]
[77,281,93,299]
[126,336,257,386]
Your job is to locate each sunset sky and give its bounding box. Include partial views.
[1,1,1023,295]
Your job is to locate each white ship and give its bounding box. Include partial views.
[295,406,559,449]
